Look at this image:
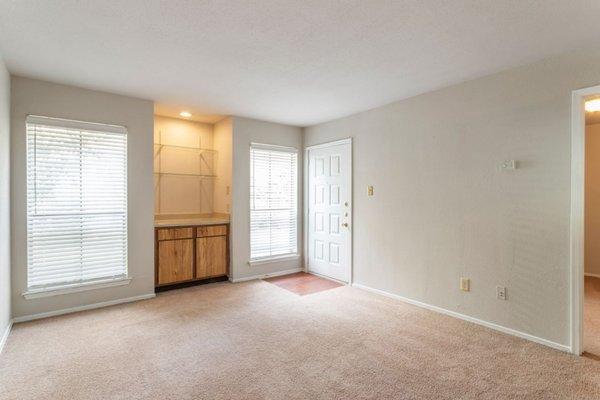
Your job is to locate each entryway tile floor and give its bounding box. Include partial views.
[263,272,343,296]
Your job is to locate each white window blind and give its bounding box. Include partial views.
[26,115,128,291]
[250,144,298,260]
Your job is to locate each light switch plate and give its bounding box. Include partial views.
[460,278,470,292]
[500,160,517,170]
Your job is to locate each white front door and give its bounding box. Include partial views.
[307,139,352,282]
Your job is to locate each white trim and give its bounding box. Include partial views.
[304,138,353,284]
[352,283,570,353]
[304,137,352,151]
[569,85,600,356]
[248,254,300,267]
[303,142,309,273]
[585,272,600,279]
[250,142,298,152]
[307,270,348,285]
[12,293,155,323]
[0,321,12,355]
[23,277,132,299]
[229,267,303,283]
[26,114,127,134]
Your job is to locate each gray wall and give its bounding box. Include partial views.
[0,54,11,342]
[11,77,155,318]
[231,116,303,281]
[304,48,600,347]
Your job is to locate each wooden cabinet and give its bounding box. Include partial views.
[196,236,227,279]
[157,227,194,241]
[155,224,229,289]
[157,239,194,284]
[196,225,227,237]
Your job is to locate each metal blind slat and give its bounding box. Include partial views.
[249,146,298,260]
[26,117,128,290]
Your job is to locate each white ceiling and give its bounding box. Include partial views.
[153,103,223,124]
[1,1,599,126]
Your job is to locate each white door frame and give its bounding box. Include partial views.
[304,138,353,284]
[570,84,600,355]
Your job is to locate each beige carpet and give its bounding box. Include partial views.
[1,280,600,400]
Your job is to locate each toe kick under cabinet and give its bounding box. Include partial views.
[155,224,229,289]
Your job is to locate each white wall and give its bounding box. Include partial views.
[0,54,11,343]
[11,77,155,319]
[304,48,600,347]
[154,115,215,215]
[230,116,303,281]
[585,123,600,277]
[213,117,232,215]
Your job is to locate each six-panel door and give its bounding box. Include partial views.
[307,141,351,282]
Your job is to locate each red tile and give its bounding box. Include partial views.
[264,272,343,295]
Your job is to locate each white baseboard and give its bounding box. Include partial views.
[0,320,12,355]
[585,272,600,279]
[352,283,571,353]
[12,293,156,323]
[230,268,304,283]
[306,270,347,285]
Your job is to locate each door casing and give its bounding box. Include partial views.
[303,138,353,283]
[570,85,600,355]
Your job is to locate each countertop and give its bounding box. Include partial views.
[154,217,230,228]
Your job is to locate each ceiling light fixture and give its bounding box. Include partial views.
[179,111,192,118]
[585,99,600,112]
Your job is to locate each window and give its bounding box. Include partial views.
[250,144,298,261]
[26,115,128,293]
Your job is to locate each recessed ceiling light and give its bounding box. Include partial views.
[585,99,600,112]
[179,111,192,118]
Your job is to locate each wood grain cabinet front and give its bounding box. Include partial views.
[157,239,194,285]
[197,225,227,237]
[155,224,229,289]
[157,227,193,241]
[196,235,227,279]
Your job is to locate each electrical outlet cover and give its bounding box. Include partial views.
[496,286,507,300]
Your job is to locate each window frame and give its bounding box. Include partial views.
[23,115,129,297]
[249,142,299,264]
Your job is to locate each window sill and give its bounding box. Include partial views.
[23,277,132,299]
[248,254,300,267]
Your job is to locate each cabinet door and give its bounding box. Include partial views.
[197,225,227,237]
[196,236,227,279]
[158,239,194,285]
